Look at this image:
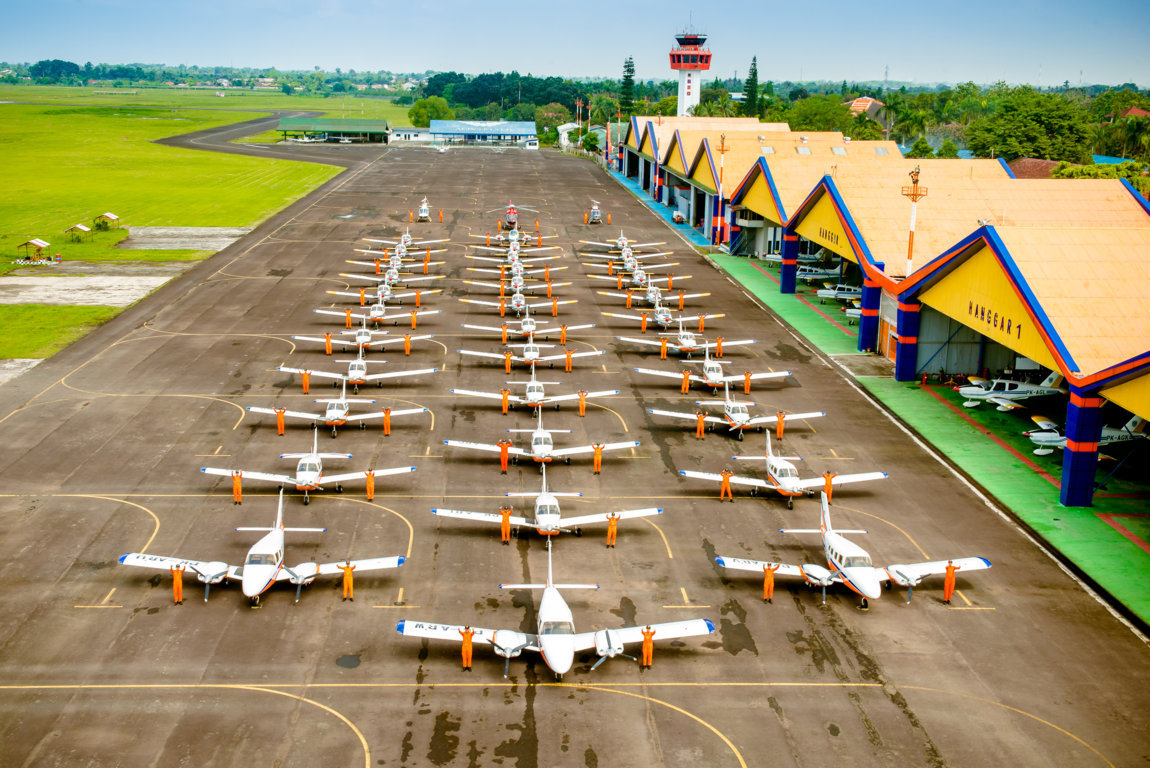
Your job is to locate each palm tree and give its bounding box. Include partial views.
[589,94,618,126]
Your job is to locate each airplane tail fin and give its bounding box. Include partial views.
[1039,371,1065,390]
[1124,415,1146,435]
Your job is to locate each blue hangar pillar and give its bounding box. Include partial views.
[779,233,799,294]
[894,297,920,381]
[1060,387,1105,507]
[857,265,882,353]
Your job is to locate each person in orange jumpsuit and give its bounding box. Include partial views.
[592,443,604,475]
[606,512,619,548]
[382,407,392,437]
[640,625,655,669]
[720,469,735,502]
[943,560,960,605]
[577,390,588,417]
[762,563,780,603]
[744,371,752,395]
[501,323,509,344]
[231,471,243,505]
[340,561,356,601]
[501,388,511,415]
[660,337,669,360]
[275,408,287,436]
[680,369,691,394]
[776,411,786,440]
[559,325,568,345]
[460,626,475,671]
[323,332,333,355]
[365,470,375,501]
[715,337,724,357]
[403,334,412,356]
[344,309,354,328]
[500,506,513,544]
[639,313,648,332]
[695,410,706,439]
[301,370,311,395]
[822,472,838,502]
[625,289,633,309]
[498,439,513,474]
[504,350,514,374]
[171,564,185,605]
[564,347,573,372]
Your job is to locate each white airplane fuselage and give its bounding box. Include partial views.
[534,493,562,533]
[294,457,324,490]
[529,430,554,461]
[241,529,286,599]
[536,587,577,675]
[324,401,351,426]
[821,530,882,600]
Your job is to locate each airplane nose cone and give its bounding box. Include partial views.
[851,569,883,600]
[242,566,274,598]
[542,639,574,676]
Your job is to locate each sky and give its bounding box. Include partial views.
[3,0,1148,87]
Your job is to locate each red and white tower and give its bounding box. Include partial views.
[669,31,712,117]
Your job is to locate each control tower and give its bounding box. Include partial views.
[669,31,712,117]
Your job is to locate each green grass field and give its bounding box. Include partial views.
[0,305,123,358]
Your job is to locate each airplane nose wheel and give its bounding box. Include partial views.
[737,431,744,441]
[787,498,794,510]
[304,495,310,506]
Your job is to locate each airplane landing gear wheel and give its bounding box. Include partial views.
[336,484,343,493]
[304,495,310,506]
[359,422,366,430]
[565,457,571,465]
[787,497,794,510]
[737,431,744,441]
[331,428,339,438]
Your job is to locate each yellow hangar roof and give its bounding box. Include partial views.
[673,132,848,192]
[625,116,786,159]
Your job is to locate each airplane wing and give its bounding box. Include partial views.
[678,469,774,490]
[535,350,606,363]
[549,440,640,459]
[277,366,346,383]
[462,280,505,290]
[531,323,596,337]
[118,553,235,584]
[1029,415,1060,431]
[363,367,438,383]
[712,555,805,579]
[698,338,756,351]
[617,336,663,349]
[527,299,577,309]
[459,298,504,308]
[578,240,615,248]
[793,471,889,490]
[370,334,435,349]
[450,387,525,404]
[320,467,416,485]
[292,335,358,348]
[884,557,992,588]
[601,312,645,322]
[648,408,725,425]
[201,467,296,485]
[985,395,1025,410]
[396,620,510,648]
[432,508,532,526]
[247,406,322,421]
[719,371,792,384]
[461,323,507,333]
[635,367,696,383]
[397,274,447,285]
[459,349,510,362]
[561,506,661,528]
[571,618,713,653]
[743,411,827,428]
[443,439,530,457]
[339,272,387,283]
[539,389,620,405]
[347,407,428,423]
[313,556,406,576]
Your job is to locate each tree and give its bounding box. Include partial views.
[1052,160,1150,197]
[654,95,678,117]
[407,96,454,127]
[620,57,635,114]
[936,139,960,158]
[788,86,809,102]
[581,132,601,152]
[742,56,760,117]
[787,94,855,132]
[967,87,1092,163]
[589,94,618,125]
[535,102,572,132]
[904,136,935,158]
[281,83,294,95]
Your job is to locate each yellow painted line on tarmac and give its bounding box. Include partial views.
[195,446,229,458]
[823,448,854,460]
[641,517,673,559]
[322,497,414,561]
[56,494,161,554]
[587,402,628,433]
[101,588,117,604]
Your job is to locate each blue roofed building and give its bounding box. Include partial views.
[429,120,538,146]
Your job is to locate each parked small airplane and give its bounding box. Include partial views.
[635,347,790,392]
[598,284,711,308]
[119,490,405,605]
[648,382,824,440]
[582,248,676,273]
[462,305,594,340]
[396,539,712,678]
[444,409,639,466]
[955,372,1067,410]
[460,291,576,317]
[459,332,605,369]
[248,381,427,438]
[277,345,438,394]
[466,242,562,265]
[1024,414,1146,456]
[816,283,862,304]
[466,259,566,281]
[618,320,754,358]
[679,433,888,508]
[292,321,434,355]
[363,226,448,249]
[588,265,689,291]
[347,251,446,272]
[715,492,991,608]
[579,231,665,252]
[314,304,441,328]
[797,261,843,284]
[451,365,620,413]
[340,268,447,290]
[463,274,572,296]
[326,284,441,307]
[201,430,415,504]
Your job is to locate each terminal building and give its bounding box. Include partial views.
[610,117,1150,508]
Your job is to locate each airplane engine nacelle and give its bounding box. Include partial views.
[195,562,230,584]
[800,564,836,587]
[287,563,320,585]
[593,629,625,659]
[492,629,528,658]
[885,565,921,587]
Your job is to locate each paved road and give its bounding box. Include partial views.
[0,144,1146,767]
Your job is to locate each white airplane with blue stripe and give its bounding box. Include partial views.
[715,492,991,609]
[396,539,712,679]
[118,490,405,605]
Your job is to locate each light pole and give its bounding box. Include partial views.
[901,166,928,278]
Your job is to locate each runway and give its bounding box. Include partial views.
[0,143,1146,767]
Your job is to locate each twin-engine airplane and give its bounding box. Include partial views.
[396,540,712,679]
[278,346,438,394]
[955,372,1067,410]
[715,492,991,608]
[451,365,620,414]
[201,430,414,504]
[635,346,788,392]
[119,490,405,605]
[679,433,888,508]
[648,382,825,440]
[248,380,427,438]
[433,465,660,538]
[1024,414,1146,456]
[443,409,638,466]
[618,320,754,358]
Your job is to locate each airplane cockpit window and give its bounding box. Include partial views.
[533,435,551,448]
[541,621,575,635]
[776,467,799,479]
[301,462,320,473]
[731,405,748,416]
[539,504,560,517]
[843,555,873,568]
[991,381,1007,391]
[246,553,276,566]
